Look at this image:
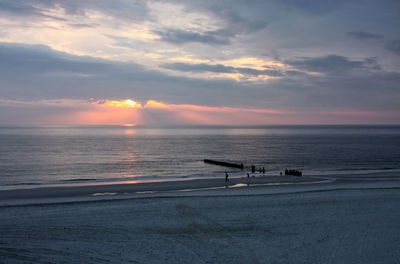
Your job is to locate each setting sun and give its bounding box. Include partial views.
[106,99,143,108]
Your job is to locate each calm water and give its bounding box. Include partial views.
[0,125,399,186]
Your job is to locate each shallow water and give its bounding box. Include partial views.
[0,125,399,186]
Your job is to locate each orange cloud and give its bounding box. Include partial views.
[69,98,288,125]
[55,108,142,126]
[144,100,283,114]
[144,100,167,109]
[142,100,287,125]
[51,99,144,125]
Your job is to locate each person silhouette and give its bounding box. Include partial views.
[225,172,229,182]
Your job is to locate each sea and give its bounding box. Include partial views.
[0,125,399,187]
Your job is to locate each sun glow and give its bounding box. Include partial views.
[106,99,142,108]
[41,98,290,125]
[144,100,168,108]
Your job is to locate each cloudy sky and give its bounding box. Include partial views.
[0,0,399,125]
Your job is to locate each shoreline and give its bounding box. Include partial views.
[2,168,399,190]
[1,171,399,206]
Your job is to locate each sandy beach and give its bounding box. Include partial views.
[1,172,400,263]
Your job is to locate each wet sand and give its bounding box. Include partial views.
[0,171,399,206]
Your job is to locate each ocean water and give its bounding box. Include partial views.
[0,125,399,187]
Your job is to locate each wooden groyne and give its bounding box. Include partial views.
[204,159,244,169]
[285,169,302,176]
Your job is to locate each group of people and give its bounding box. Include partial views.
[250,165,265,174]
[225,165,266,182]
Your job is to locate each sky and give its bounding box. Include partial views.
[0,0,399,126]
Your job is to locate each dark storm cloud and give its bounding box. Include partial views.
[346,31,383,40]
[161,62,234,73]
[0,0,40,16]
[161,62,284,76]
[0,0,66,21]
[0,0,150,23]
[0,42,143,77]
[345,31,400,56]
[155,29,230,45]
[285,70,307,76]
[60,0,150,23]
[204,4,268,34]
[169,0,268,32]
[285,55,375,74]
[238,67,283,77]
[155,1,268,45]
[0,42,244,105]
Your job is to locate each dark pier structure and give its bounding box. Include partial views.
[204,159,244,169]
[285,169,302,176]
